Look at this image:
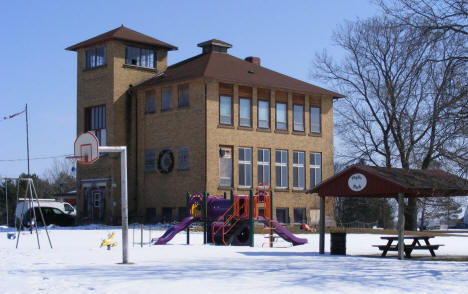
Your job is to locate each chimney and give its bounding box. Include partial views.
[197,39,232,54]
[245,56,260,66]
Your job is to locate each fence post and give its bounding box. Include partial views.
[249,189,254,247]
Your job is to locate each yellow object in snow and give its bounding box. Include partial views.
[100,232,117,249]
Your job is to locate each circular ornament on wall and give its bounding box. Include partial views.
[348,173,367,192]
[158,149,174,174]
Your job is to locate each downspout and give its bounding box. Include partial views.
[204,82,207,192]
[134,87,139,221]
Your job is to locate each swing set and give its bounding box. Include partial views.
[2,177,53,249]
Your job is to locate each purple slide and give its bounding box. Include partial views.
[258,216,308,246]
[152,216,195,245]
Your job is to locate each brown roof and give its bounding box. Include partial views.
[136,51,344,98]
[66,25,177,51]
[197,39,232,48]
[307,165,468,198]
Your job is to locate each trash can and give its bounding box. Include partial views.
[330,232,346,255]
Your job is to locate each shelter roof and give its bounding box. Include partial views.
[135,51,344,98]
[66,25,178,51]
[307,165,468,198]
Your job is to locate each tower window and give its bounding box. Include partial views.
[85,105,106,146]
[85,46,106,70]
[125,46,155,68]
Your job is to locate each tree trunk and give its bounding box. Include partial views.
[405,198,418,230]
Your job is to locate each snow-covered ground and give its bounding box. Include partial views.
[1,227,468,294]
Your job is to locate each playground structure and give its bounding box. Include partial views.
[152,184,307,247]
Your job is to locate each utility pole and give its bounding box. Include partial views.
[25,104,30,175]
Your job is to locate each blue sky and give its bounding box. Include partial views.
[0,0,378,178]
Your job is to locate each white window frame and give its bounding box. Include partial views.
[238,147,252,188]
[293,151,305,190]
[309,152,322,188]
[257,148,270,186]
[275,150,288,189]
[219,147,233,187]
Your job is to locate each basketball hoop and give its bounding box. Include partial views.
[73,132,99,164]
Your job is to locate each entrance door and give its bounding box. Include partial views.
[84,188,106,223]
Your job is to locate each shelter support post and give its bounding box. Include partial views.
[319,196,325,254]
[397,193,405,260]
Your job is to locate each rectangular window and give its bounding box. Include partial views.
[238,147,252,187]
[145,149,156,172]
[85,46,106,70]
[178,146,189,170]
[125,46,155,68]
[162,207,173,223]
[239,98,251,127]
[178,84,189,108]
[293,104,304,132]
[310,152,322,188]
[276,208,289,223]
[219,147,233,187]
[276,102,287,130]
[145,90,155,113]
[293,151,305,190]
[220,96,232,125]
[258,100,270,128]
[178,207,187,221]
[310,106,321,133]
[257,148,270,186]
[85,105,106,145]
[161,87,172,111]
[275,150,288,188]
[293,208,306,223]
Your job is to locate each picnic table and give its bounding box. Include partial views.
[373,235,443,257]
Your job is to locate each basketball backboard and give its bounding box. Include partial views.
[73,132,99,164]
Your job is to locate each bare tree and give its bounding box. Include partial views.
[378,0,467,54]
[44,159,76,195]
[313,16,467,229]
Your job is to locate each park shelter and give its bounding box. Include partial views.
[307,165,468,259]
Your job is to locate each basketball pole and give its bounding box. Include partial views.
[99,146,129,264]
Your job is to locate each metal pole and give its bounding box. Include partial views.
[121,147,128,263]
[186,192,190,245]
[99,146,129,264]
[5,179,8,226]
[203,192,207,244]
[27,180,41,249]
[249,189,254,247]
[140,224,143,247]
[25,104,30,175]
[270,190,273,248]
[398,193,405,260]
[31,179,53,249]
[319,196,325,254]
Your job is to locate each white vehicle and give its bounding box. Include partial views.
[15,199,76,227]
[465,206,468,225]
